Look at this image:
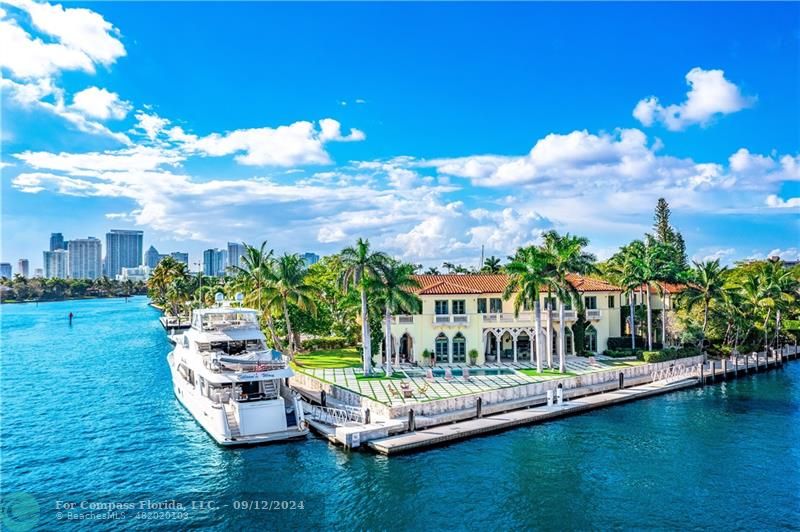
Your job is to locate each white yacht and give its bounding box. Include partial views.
[167,295,308,445]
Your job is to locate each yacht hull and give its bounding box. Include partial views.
[168,352,308,446]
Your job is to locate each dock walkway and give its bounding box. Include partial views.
[369,378,698,455]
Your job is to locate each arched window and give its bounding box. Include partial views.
[435,333,449,363]
[584,325,597,353]
[452,333,466,363]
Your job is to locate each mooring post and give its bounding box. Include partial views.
[734,356,738,376]
[710,361,715,383]
[365,408,371,424]
[320,390,327,407]
[722,359,727,380]
[619,372,624,390]
[408,409,415,432]
[476,397,483,418]
[746,354,751,373]
[700,363,705,385]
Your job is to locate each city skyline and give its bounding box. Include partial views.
[2,2,798,270]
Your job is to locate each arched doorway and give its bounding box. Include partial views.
[517,331,531,361]
[452,333,466,363]
[435,333,449,363]
[500,331,514,361]
[584,325,598,353]
[399,333,413,363]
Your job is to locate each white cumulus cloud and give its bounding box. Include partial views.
[70,86,131,120]
[633,67,754,131]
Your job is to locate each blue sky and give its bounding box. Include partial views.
[2,1,798,272]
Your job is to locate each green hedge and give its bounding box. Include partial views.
[603,348,642,358]
[301,336,350,351]
[642,346,702,363]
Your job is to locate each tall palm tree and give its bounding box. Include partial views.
[442,262,456,274]
[681,259,727,344]
[504,246,551,373]
[229,242,283,351]
[542,231,597,372]
[264,253,317,357]
[608,241,647,350]
[372,263,421,375]
[482,256,503,273]
[424,266,440,275]
[339,238,391,374]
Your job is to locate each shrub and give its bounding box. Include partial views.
[602,348,641,358]
[302,336,350,351]
[643,346,702,363]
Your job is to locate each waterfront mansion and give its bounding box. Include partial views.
[381,274,684,366]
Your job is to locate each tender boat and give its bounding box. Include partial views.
[167,294,308,445]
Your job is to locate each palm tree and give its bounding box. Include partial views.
[504,246,551,373]
[424,266,440,275]
[608,241,647,350]
[442,262,456,274]
[264,253,317,357]
[339,238,391,374]
[541,231,597,372]
[372,263,421,375]
[482,256,503,273]
[229,242,283,351]
[681,259,727,344]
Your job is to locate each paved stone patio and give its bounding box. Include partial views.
[296,355,643,406]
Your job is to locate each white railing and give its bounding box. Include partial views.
[433,314,469,325]
[651,364,698,384]
[393,315,414,324]
[482,312,530,323]
[586,309,602,320]
[304,403,363,426]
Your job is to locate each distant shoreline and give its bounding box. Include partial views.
[0,294,146,305]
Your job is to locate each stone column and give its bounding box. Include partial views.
[513,333,518,364]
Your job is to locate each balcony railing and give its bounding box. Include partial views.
[586,309,602,320]
[482,310,578,323]
[392,315,414,324]
[432,314,469,325]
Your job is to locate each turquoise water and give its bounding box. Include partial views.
[2,297,799,530]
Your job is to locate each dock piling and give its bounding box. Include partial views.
[722,359,727,380]
[408,409,416,432]
[477,398,483,418]
[619,372,624,389]
[710,361,715,383]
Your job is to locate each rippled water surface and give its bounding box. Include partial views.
[2,297,799,530]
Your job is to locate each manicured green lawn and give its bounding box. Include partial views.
[517,368,577,378]
[599,359,646,367]
[294,347,361,369]
[355,372,406,381]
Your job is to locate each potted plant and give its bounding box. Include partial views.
[468,348,479,366]
[422,348,432,366]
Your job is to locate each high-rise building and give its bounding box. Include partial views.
[203,248,226,277]
[68,237,102,280]
[144,245,162,268]
[33,268,43,278]
[227,242,246,271]
[301,252,320,266]
[50,232,65,251]
[170,252,189,266]
[105,229,144,277]
[43,250,69,279]
[117,265,152,282]
[17,259,30,278]
[0,263,11,278]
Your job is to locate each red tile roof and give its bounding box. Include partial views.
[411,274,621,295]
[637,281,691,293]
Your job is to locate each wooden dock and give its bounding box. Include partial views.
[368,378,699,455]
